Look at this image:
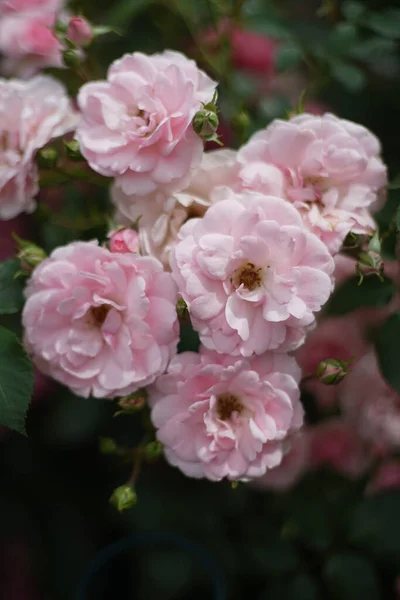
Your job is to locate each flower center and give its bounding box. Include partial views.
[231,262,263,291]
[216,393,244,421]
[90,304,111,327]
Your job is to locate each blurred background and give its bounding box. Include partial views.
[0,0,400,598]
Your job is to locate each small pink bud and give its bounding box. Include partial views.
[108,228,140,254]
[316,358,351,385]
[66,17,93,47]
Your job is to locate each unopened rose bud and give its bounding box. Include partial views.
[62,48,81,69]
[12,234,46,272]
[108,228,140,254]
[144,440,163,461]
[193,109,219,141]
[99,437,118,455]
[116,390,146,415]
[37,147,58,169]
[64,139,83,161]
[356,250,384,284]
[109,483,137,512]
[176,298,188,319]
[66,16,93,47]
[368,231,381,254]
[316,358,351,385]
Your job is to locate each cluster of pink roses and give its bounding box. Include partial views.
[0,39,394,483]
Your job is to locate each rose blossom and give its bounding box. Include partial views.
[22,241,179,398]
[238,113,387,254]
[76,50,217,197]
[108,228,140,254]
[111,149,240,268]
[0,15,62,76]
[309,419,371,478]
[340,351,400,453]
[296,314,368,409]
[367,460,400,495]
[149,348,303,481]
[0,75,78,220]
[171,188,334,356]
[253,431,310,491]
[0,0,63,15]
[0,0,64,76]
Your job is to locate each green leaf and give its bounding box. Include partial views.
[276,42,303,72]
[326,276,395,316]
[0,259,25,315]
[328,23,358,55]
[342,0,365,22]
[349,492,400,568]
[390,174,400,190]
[349,37,396,61]
[323,553,382,600]
[106,0,154,27]
[91,25,121,38]
[0,327,34,434]
[330,60,367,92]
[375,313,400,393]
[363,9,400,39]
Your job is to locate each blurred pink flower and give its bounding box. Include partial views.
[0,0,62,15]
[202,20,276,75]
[0,75,78,219]
[171,188,334,355]
[0,14,62,76]
[238,113,387,254]
[23,241,179,398]
[0,0,65,76]
[253,431,310,491]
[77,50,217,198]
[367,460,400,494]
[309,419,371,478]
[149,348,302,481]
[108,227,139,254]
[340,351,400,453]
[296,314,368,409]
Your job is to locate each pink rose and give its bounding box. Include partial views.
[0,76,78,219]
[367,460,400,494]
[149,348,303,481]
[22,241,179,398]
[296,314,368,409]
[238,113,387,254]
[340,351,400,453]
[171,188,334,356]
[108,227,140,254]
[76,50,217,197]
[0,0,63,16]
[253,431,310,491]
[309,419,371,478]
[66,16,92,47]
[0,12,63,76]
[111,149,240,268]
